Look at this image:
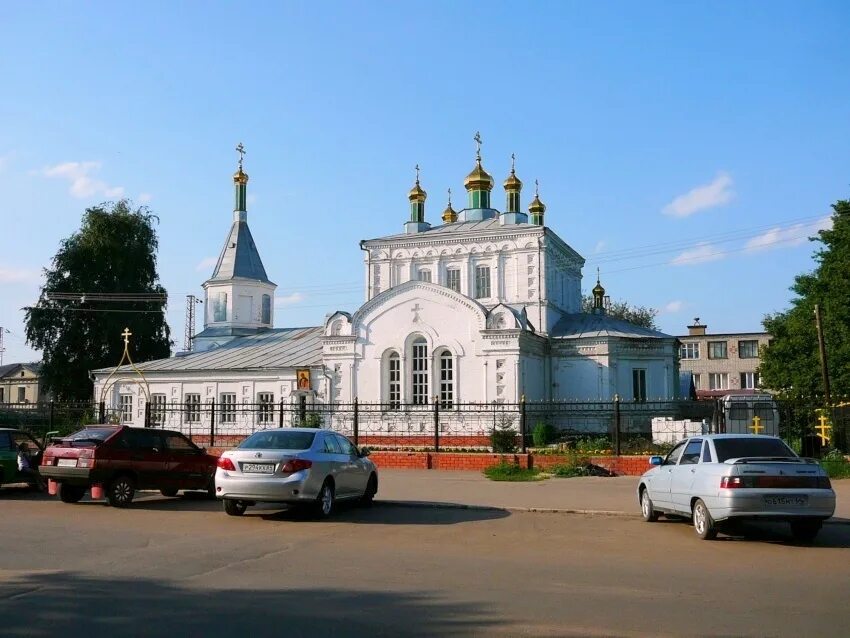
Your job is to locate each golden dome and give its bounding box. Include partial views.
[441,189,457,223]
[464,159,494,191]
[408,180,427,202]
[592,280,605,296]
[233,168,249,185]
[528,194,546,214]
[504,170,522,191]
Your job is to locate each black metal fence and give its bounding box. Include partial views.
[2,397,847,455]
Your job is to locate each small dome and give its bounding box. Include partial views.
[233,169,249,185]
[503,169,522,191]
[464,160,494,191]
[442,203,457,224]
[592,280,605,297]
[528,194,546,214]
[408,180,427,202]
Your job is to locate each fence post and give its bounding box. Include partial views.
[433,396,440,453]
[613,394,621,456]
[520,395,527,453]
[49,400,55,430]
[144,401,151,428]
[279,398,285,428]
[209,400,216,448]
[98,401,106,424]
[353,397,359,446]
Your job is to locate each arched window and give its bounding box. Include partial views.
[388,352,400,409]
[411,337,429,405]
[331,320,342,336]
[439,351,454,408]
[261,295,271,324]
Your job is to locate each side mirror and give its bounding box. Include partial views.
[649,456,663,466]
[359,447,371,458]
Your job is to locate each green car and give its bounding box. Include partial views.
[0,428,48,489]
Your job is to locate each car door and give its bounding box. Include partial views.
[334,434,370,497]
[670,438,703,512]
[0,431,15,484]
[11,431,43,481]
[124,428,168,489]
[318,432,347,494]
[163,432,209,490]
[650,440,686,509]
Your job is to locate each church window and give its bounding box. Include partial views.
[388,352,401,408]
[632,369,647,402]
[257,392,275,424]
[411,338,429,405]
[373,264,382,294]
[119,394,133,423]
[261,295,271,324]
[184,394,201,423]
[331,320,342,336]
[213,292,227,322]
[220,393,237,423]
[150,394,166,425]
[475,265,491,299]
[417,269,432,283]
[446,268,461,293]
[439,351,454,408]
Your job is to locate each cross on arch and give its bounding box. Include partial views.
[121,327,132,346]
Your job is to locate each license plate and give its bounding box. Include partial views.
[241,463,274,474]
[764,495,808,507]
[57,459,77,468]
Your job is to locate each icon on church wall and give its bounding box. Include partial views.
[296,369,311,391]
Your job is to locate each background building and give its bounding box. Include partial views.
[0,363,44,404]
[677,319,770,398]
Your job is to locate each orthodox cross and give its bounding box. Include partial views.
[415,163,420,184]
[535,179,540,197]
[749,415,764,435]
[510,152,516,173]
[121,327,133,346]
[236,142,246,171]
[447,188,452,205]
[474,131,482,160]
[411,303,422,323]
[815,414,832,445]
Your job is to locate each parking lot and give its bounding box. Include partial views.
[2,485,850,637]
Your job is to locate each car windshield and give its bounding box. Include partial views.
[713,438,796,462]
[62,428,117,445]
[239,431,316,451]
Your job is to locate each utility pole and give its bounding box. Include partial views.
[814,304,832,406]
[183,295,202,352]
[0,327,8,366]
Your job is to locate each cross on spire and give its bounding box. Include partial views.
[474,131,482,161]
[236,142,246,171]
[596,267,601,283]
[121,327,132,346]
[511,152,516,173]
[447,187,452,205]
[415,163,420,184]
[534,179,539,197]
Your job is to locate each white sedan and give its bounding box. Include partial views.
[637,434,835,541]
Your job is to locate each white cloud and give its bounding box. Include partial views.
[0,267,39,284]
[663,172,734,217]
[138,193,153,204]
[745,215,834,253]
[42,161,126,199]
[670,243,725,266]
[275,292,305,306]
[195,256,218,272]
[662,300,684,313]
[594,240,607,253]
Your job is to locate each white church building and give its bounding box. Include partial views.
[94,142,679,432]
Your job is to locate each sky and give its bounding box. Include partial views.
[1,1,849,364]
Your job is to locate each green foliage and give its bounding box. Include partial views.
[821,449,850,478]
[532,422,557,447]
[24,201,172,400]
[483,462,542,482]
[549,463,592,478]
[581,295,658,330]
[760,200,850,399]
[299,412,324,428]
[490,414,518,453]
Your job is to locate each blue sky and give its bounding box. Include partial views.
[2,1,849,363]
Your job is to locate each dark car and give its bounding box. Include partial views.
[40,425,218,507]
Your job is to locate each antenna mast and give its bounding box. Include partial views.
[184,296,201,352]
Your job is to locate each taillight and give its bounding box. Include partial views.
[720,476,744,489]
[41,455,52,467]
[281,459,312,474]
[817,476,832,489]
[217,457,236,471]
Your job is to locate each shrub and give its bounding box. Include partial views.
[821,448,850,479]
[491,414,518,453]
[299,412,323,428]
[532,422,557,447]
[484,462,542,482]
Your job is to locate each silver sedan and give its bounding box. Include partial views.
[637,434,835,541]
[215,428,378,518]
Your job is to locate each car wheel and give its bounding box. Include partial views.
[790,519,822,543]
[107,475,136,508]
[360,474,378,507]
[160,488,179,498]
[640,488,659,522]
[224,499,247,516]
[314,480,335,519]
[59,483,86,504]
[692,499,717,540]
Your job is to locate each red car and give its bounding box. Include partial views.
[40,425,218,507]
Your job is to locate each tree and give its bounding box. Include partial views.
[759,200,850,399]
[25,201,172,400]
[581,295,659,330]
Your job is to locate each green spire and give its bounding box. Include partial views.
[233,142,249,213]
[464,131,494,209]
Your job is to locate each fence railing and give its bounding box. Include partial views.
[2,397,847,455]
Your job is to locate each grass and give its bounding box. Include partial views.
[822,459,850,479]
[547,463,592,478]
[483,462,544,482]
